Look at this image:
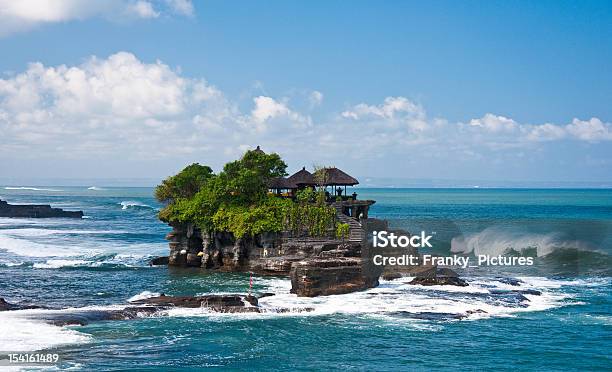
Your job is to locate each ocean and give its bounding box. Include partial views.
[0,187,610,371]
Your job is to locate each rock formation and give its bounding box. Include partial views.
[290,257,380,297]
[0,199,83,218]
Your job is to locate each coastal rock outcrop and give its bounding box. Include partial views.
[166,223,205,267]
[408,268,469,287]
[130,294,259,312]
[0,199,83,218]
[0,297,41,311]
[290,257,380,297]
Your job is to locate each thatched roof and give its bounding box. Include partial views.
[267,177,291,189]
[287,167,316,187]
[313,167,359,186]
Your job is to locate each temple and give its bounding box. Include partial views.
[268,164,375,222]
[160,146,390,297]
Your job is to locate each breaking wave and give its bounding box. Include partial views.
[451,227,592,256]
[128,291,162,302]
[450,227,611,275]
[161,276,597,322]
[0,309,91,352]
[119,201,155,210]
[4,186,62,191]
[87,186,105,190]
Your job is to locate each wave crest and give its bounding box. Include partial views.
[119,201,154,210]
[4,186,62,191]
[450,227,598,257]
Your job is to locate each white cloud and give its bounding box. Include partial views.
[566,118,612,142]
[251,96,291,123]
[250,96,311,132]
[309,90,323,106]
[527,123,566,141]
[469,113,518,133]
[0,0,193,36]
[0,52,233,157]
[128,0,159,18]
[342,96,425,120]
[0,53,610,178]
[165,0,194,16]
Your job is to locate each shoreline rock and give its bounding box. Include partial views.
[407,267,469,287]
[0,199,83,218]
[290,257,380,297]
[0,297,42,311]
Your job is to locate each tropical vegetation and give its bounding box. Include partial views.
[156,149,337,238]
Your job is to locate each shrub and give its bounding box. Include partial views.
[336,223,350,241]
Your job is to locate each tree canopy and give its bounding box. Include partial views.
[155,149,335,238]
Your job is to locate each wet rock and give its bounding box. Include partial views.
[409,276,469,287]
[290,257,379,297]
[149,256,169,266]
[490,289,542,296]
[248,256,303,275]
[0,199,83,218]
[465,309,488,316]
[382,272,403,280]
[0,297,42,311]
[496,277,524,286]
[131,294,259,309]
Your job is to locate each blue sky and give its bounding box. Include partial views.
[1,0,611,185]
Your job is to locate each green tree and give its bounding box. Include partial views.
[218,149,287,205]
[154,163,214,202]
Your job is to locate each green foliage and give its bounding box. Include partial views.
[285,203,336,238]
[219,149,287,205]
[315,189,327,205]
[295,187,315,203]
[212,196,291,238]
[155,163,213,202]
[157,149,336,238]
[336,223,350,241]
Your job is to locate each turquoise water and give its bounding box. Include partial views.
[0,187,610,370]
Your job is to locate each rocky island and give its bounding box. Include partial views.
[0,199,83,218]
[155,146,461,297]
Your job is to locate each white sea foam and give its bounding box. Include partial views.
[0,228,126,237]
[161,276,581,322]
[4,187,62,191]
[87,186,105,190]
[128,291,162,302]
[0,310,90,352]
[0,233,88,257]
[450,227,593,257]
[32,259,91,269]
[119,201,154,210]
[0,227,166,259]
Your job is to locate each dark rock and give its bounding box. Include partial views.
[496,277,524,286]
[465,309,488,315]
[167,223,204,267]
[131,294,259,308]
[489,289,542,296]
[382,272,403,281]
[436,267,460,277]
[149,256,169,266]
[0,297,42,311]
[290,257,379,297]
[0,199,83,218]
[248,256,303,275]
[409,276,469,287]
